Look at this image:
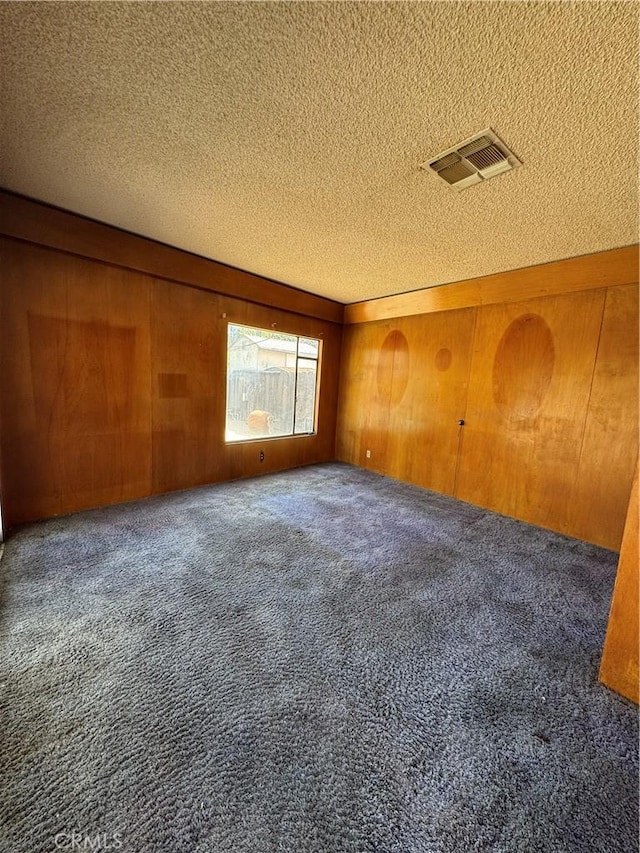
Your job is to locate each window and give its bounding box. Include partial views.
[225,324,320,442]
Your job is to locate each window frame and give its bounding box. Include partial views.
[224,322,322,444]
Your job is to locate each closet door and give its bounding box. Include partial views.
[385,309,476,496]
[455,290,605,537]
[337,308,476,497]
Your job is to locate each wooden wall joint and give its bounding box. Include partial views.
[344,246,639,324]
[0,190,344,325]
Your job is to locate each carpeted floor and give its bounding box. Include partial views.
[0,462,637,853]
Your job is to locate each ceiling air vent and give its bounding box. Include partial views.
[421,129,521,191]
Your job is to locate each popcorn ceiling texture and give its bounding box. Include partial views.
[1,1,638,303]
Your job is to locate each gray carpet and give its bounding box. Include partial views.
[0,462,637,853]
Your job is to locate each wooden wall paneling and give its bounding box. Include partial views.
[218,295,342,482]
[0,236,343,528]
[0,409,5,540]
[599,460,639,703]
[383,309,477,495]
[0,191,344,324]
[0,239,152,526]
[335,326,363,464]
[337,309,476,495]
[455,289,607,539]
[223,433,317,482]
[568,284,640,549]
[375,324,412,479]
[1,239,64,524]
[336,321,397,473]
[151,280,223,494]
[345,245,639,324]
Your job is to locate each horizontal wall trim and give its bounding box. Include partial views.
[345,245,639,324]
[0,190,344,325]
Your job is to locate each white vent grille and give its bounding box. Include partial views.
[421,129,521,191]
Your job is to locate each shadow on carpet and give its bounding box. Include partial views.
[0,463,637,853]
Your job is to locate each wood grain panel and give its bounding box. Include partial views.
[151,280,223,494]
[455,290,606,537]
[0,237,342,528]
[569,284,639,549]
[492,314,555,420]
[336,321,396,472]
[336,309,476,494]
[384,311,476,493]
[217,294,342,481]
[345,245,639,324]
[0,191,344,324]
[0,239,152,526]
[599,461,639,703]
[151,286,341,494]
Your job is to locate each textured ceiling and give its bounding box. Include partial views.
[1,1,638,304]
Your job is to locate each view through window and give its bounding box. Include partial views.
[226,324,320,442]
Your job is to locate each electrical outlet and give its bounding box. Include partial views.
[366,449,371,459]
[259,450,265,462]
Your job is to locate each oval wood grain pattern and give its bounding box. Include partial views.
[435,347,452,372]
[456,290,606,540]
[377,330,409,406]
[492,313,555,420]
[336,321,396,471]
[340,281,636,548]
[337,310,476,494]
